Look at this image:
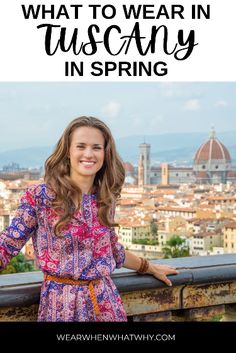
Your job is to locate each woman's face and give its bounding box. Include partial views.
[69,126,105,181]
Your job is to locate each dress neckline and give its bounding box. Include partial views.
[82,193,96,199]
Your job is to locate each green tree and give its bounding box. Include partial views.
[133,239,159,245]
[133,239,148,245]
[150,220,158,243]
[146,239,159,245]
[162,235,190,259]
[0,253,35,275]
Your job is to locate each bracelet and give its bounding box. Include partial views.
[137,257,149,274]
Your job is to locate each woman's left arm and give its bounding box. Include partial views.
[123,250,179,287]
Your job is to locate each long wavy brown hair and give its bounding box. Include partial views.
[44,116,125,236]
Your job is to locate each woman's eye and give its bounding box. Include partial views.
[76,145,102,150]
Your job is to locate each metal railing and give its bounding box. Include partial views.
[1,254,236,321]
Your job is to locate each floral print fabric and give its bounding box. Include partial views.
[0,184,127,322]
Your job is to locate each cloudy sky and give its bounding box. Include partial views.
[0,82,236,151]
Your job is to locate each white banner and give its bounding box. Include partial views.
[0,0,235,81]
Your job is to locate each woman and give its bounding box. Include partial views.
[0,116,178,321]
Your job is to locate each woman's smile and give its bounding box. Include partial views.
[69,126,105,181]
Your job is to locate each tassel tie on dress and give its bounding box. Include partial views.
[44,274,101,317]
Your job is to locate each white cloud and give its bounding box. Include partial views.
[215,100,228,108]
[130,116,143,127]
[160,83,200,99]
[101,100,121,118]
[149,115,164,129]
[160,83,184,97]
[183,99,201,111]
[160,83,175,97]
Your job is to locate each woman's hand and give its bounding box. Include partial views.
[123,251,179,287]
[147,263,179,287]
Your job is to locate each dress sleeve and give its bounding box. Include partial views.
[0,187,38,271]
[110,199,126,269]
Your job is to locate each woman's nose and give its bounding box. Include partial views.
[83,147,93,158]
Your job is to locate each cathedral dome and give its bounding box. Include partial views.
[227,171,236,178]
[194,128,231,163]
[124,162,134,173]
[195,171,208,178]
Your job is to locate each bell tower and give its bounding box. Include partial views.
[139,142,151,185]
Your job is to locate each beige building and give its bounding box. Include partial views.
[207,196,236,206]
[118,224,152,247]
[158,206,196,219]
[161,163,169,186]
[128,243,163,260]
[0,212,10,232]
[189,232,223,256]
[157,231,173,246]
[223,222,236,254]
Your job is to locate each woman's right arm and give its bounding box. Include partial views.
[0,187,38,271]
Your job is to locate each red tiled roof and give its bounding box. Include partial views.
[124,162,134,172]
[194,136,231,162]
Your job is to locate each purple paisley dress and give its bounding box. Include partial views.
[0,183,127,322]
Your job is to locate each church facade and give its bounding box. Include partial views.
[125,129,236,185]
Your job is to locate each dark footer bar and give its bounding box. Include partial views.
[0,322,235,347]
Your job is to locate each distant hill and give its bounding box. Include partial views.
[117,131,236,165]
[1,132,236,168]
[0,146,53,169]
